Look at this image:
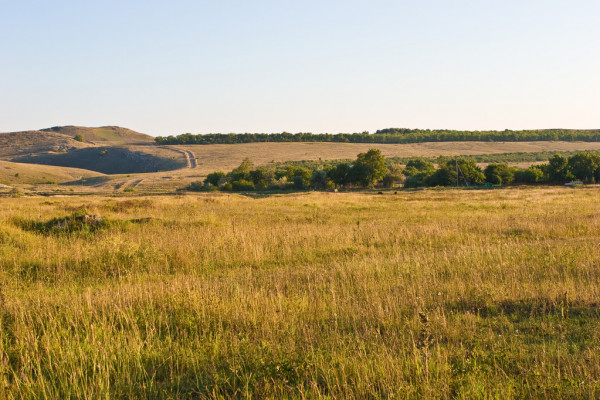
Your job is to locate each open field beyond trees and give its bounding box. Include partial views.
[178,141,600,176]
[1,188,600,398]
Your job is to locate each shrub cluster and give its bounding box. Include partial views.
[403,153,600,187]
[14,209,109,236]
[190,149,402,191]
[190,151,600,192]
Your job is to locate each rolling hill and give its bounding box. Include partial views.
[40,126,155,145]
[0,160,104,185]
[0,126,186,175]
[12,145,187,174]
[0,130,92,157]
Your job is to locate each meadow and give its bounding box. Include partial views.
[1,187,600,398]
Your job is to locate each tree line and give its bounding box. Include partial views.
[157,129,600,145]
[187,150,600,192]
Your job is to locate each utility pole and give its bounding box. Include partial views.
[456,160,459,187]
[455,160,469,187]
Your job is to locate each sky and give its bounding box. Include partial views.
[1,0,599,136]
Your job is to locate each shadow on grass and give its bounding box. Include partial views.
[446,297,600,318]
[62,176,113,187]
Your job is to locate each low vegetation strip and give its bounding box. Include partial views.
[189,149,600,192]
[1,190,600,398]
[156,128,600,145]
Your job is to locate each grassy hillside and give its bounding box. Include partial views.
[0,160,103,186]
[0,130,92,157]
[12,146,187,174]
[0,126,187,175]
[1,188,600,398]
[41,126,154,145]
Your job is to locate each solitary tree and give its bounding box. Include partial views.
[350,149,387,186]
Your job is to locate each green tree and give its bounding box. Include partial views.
[250,167,275,190]
[457,158,485,185]
[203,171,226,188]
[427,158,484,186]
[382,163,404,188]
[310,169,332,189]
[284,166,312,189]
[229,158,253,182]
[567,152,600,183]
[328,163,351,187]
[547,154,571,182]
[426,165,456,186]
[484,163,514,185]
[350,149,387,186]
[513,166,544,183]
[403,158,435,177]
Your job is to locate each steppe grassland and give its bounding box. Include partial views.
[1,188,600,398]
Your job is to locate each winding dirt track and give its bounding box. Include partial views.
[183,150,197,168]
[158,146,197,169]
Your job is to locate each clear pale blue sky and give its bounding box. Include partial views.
[1,0,598,136]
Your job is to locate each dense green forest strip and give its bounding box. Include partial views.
[156,129,600,145]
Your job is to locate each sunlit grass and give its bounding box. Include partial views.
[1,187,600,398]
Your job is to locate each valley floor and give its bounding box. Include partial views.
[1,187,600,398]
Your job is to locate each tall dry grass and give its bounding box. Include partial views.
[1,188,600,398]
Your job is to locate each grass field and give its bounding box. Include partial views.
[1,187,600,398]
[178,141,600,175]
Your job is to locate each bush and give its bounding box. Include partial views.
[426,166,455,186]
[10,188,23,198]
[186,181,204,192]
[404,158,435,177]
[15,210,108,236]
[231,179,255,191]
[404,175,428,188]
[204,172,226,188]
[513,166,544,183]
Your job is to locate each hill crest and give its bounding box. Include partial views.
[39,125,154,145]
